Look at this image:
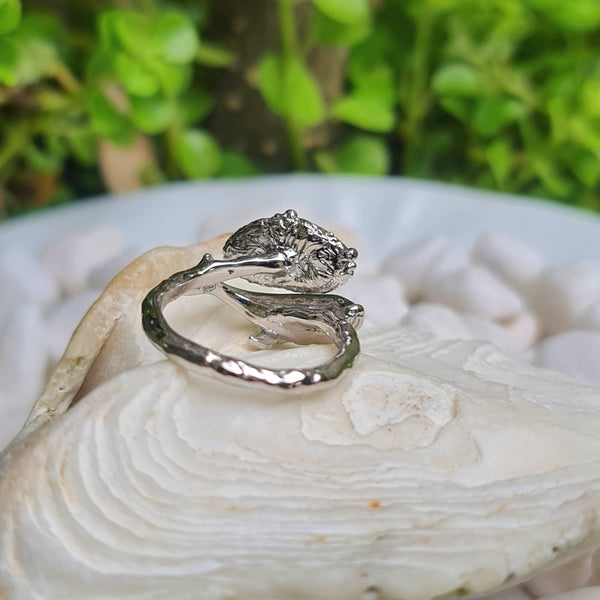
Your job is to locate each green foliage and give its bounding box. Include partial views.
[3,0,600,217]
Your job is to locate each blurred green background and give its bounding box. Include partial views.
[2,0,600,218]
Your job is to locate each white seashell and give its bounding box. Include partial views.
[341,273,408,330]
[45,290,100,365]
[401,302,471,340]
[0,247,59,320]
[422,264,524,321]
[41,224,127,295]
[504,311,540,352]
[524,552,592,597]
[542,588,600,600]
[592,547,600,584]
[381,235,446,301]
[2,238,600,600]
[574,299,600,331]
[473,232,544,293]
[462,314,510,351]
[532,260,600,336]
[534,330,600,383]
[424,243,471,280]
[482,584,533,600]
[0,304,47,450]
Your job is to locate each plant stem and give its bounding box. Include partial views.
[402,4,434,175]
[52,61,82,95]
[276,0,306,170]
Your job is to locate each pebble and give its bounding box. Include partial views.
[341,273,408,329]
[573,300,600,331]
[88,246,143,290]
[462,314,510,350]
[41,225,127,296]
[504,311,540,352]
[45,291,99,365]
[422,264,524,321]
[542,588,600,600]
[534,330,600,383]
[473,232,544,292]
[524,553,592,597]
[0,247,59,321]
[0,304,47,447]
[401,302,471,340]
[381,235,446,301]
[532,261,600,336]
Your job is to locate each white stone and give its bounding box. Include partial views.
[504,311,540,352]
[425,244,471,280]
[401,302,470,340]
[88,246,143,290]
[45,291,99,365]
[524,553,592,597]
[473,232,544,292]
[0,304,48,449]
[41,225,127,296]
[534,331,600,383]
[381,235,446,301]
[422,264,524,321]
[543,588,600,600]
[0,247,59,322]
[532,261,600,336]
[462,314,510,351]
[341,273,408,330]
[574,300,600,331]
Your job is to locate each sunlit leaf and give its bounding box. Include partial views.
[130,93,174,133]
[173,128,222,178]
[335,135,389,175]
[114,52,159,97]
[331,94,395,132]
[0,0,22,35]
[432,63,481,97]
[153,11,199,64]
[312,0,369,25]
[310,9,371,46]
[218,152,260,178]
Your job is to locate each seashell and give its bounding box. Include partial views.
[401,301,471,340]
[544,588,600,600]
[2,237,600,600]
[523,552,592,597]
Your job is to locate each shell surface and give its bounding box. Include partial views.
[1,238,600,600]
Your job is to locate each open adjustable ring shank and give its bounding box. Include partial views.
[142,210,364,390]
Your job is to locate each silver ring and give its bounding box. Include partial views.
[142,210,364,389]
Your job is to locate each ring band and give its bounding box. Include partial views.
[141,210,364,390]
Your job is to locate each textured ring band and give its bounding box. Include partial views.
[141,210,364,389]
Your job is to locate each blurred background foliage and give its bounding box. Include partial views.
[1,0,600,218]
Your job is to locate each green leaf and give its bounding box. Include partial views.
[114,12,153,58]
[313,150,338,174]
[173,129,222,179]
[331,94,395,132]
[564,148,600,187]
[485,139,511,187]
[218,152,260,178]
[67,129,97,165]
[153,11,199,64]
[130,93,174,134]
[177,88,213,124]
[114,52,159,97]
[256,54,324,127]
[87,88,135,146]
[472,98,525,136]
[86,50,113,80]
[432,63,481,97]
[310,9,371,46]
[22,141,63,174]
[195,42,234,67]
[335,135,389,175]
[0,38,18,86]
[312,0,369,25]
[147,59,191,96]
[439,96,468,120]
[0,0,21,35]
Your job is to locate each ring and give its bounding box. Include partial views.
[141,210,365,389]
